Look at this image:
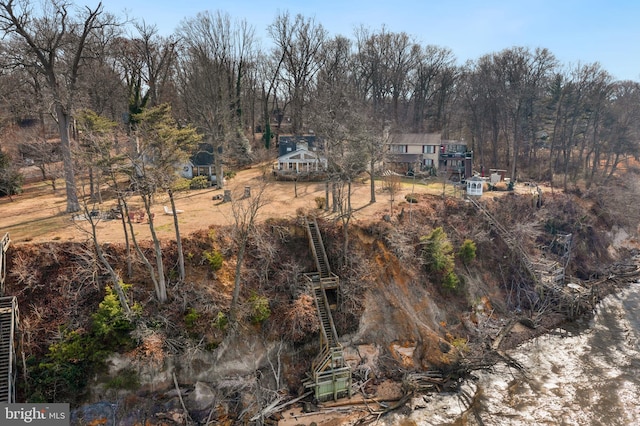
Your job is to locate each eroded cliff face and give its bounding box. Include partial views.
[346,236,453,370]
[5,187,634,423]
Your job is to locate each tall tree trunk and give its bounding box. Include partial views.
[214,138,224,189]
[122,197,163,302]
[143,195,167,302]
[369,160,376,203]
[117,196,133,279]
[89,167,95,201]
[168,189,185,281]
[332,182,338,213]
[325,181,330,211]
[55,104,80,212]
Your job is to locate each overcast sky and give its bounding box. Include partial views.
[96,0,640,82]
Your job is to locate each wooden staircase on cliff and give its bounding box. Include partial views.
[303,218,351,402]
[0,296,19,403]
[306,218,332,278]
[467,197,568,293]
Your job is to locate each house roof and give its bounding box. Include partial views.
[277,147,326,162]
[279,134,317,144]
[191,143,215,166]
[391,133,467,147]
[391,133,442,145]
[278,134,323,157]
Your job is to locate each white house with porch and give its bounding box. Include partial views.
[276,147,327,174]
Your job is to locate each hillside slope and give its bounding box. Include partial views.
[3,176,640,424]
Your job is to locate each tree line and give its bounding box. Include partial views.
[1,0,639,210]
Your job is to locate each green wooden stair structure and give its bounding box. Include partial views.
[303,218,351,402]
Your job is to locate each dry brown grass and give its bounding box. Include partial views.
[3,168,488,245]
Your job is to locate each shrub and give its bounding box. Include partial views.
[421,227,454,274]
[421,227,459,291]
[29,284,138,403]
[405,193,418,204]
[458,239,477,265]
[184,308,200,329]
[0,151,23,197]
[248,293,271,324]
[168,268,178,281]
[172,178,191,192]
[314,196,326,209]
[442,270,460,290]
[213,311,228,330]
[91,284,138,347]
[203,249,223,271]
[224,170,236,180]
[190,175,209,189]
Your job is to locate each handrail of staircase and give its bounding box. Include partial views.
[312,347,344,376]
[312,218,332,277]
[305,218,332,277]
[0,296,16,403]
[8,296,15,403]
[312,346,332,373]
[468,198,540,285]
[318,278,340,348]
[0,233,10,296]
[304,220,321,276]
[310,281,331,350]
[0,233,9,252]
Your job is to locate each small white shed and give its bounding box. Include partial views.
[466,175,484,196]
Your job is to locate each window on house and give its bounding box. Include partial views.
[390,145,408,153]
[422,145,436,154]
[423,158,434,167]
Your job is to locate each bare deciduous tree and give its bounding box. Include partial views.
[0,0,118,212]
[177,11,256,188]
[228,181,270,327]
[268,12,327,135]
[383,173,401,216]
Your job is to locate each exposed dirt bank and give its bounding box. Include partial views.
[3,170,640,424]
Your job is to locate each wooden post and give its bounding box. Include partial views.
[0,233,10,295]
[223,190,232,202]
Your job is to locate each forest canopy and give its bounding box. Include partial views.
[0,0,638,206]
